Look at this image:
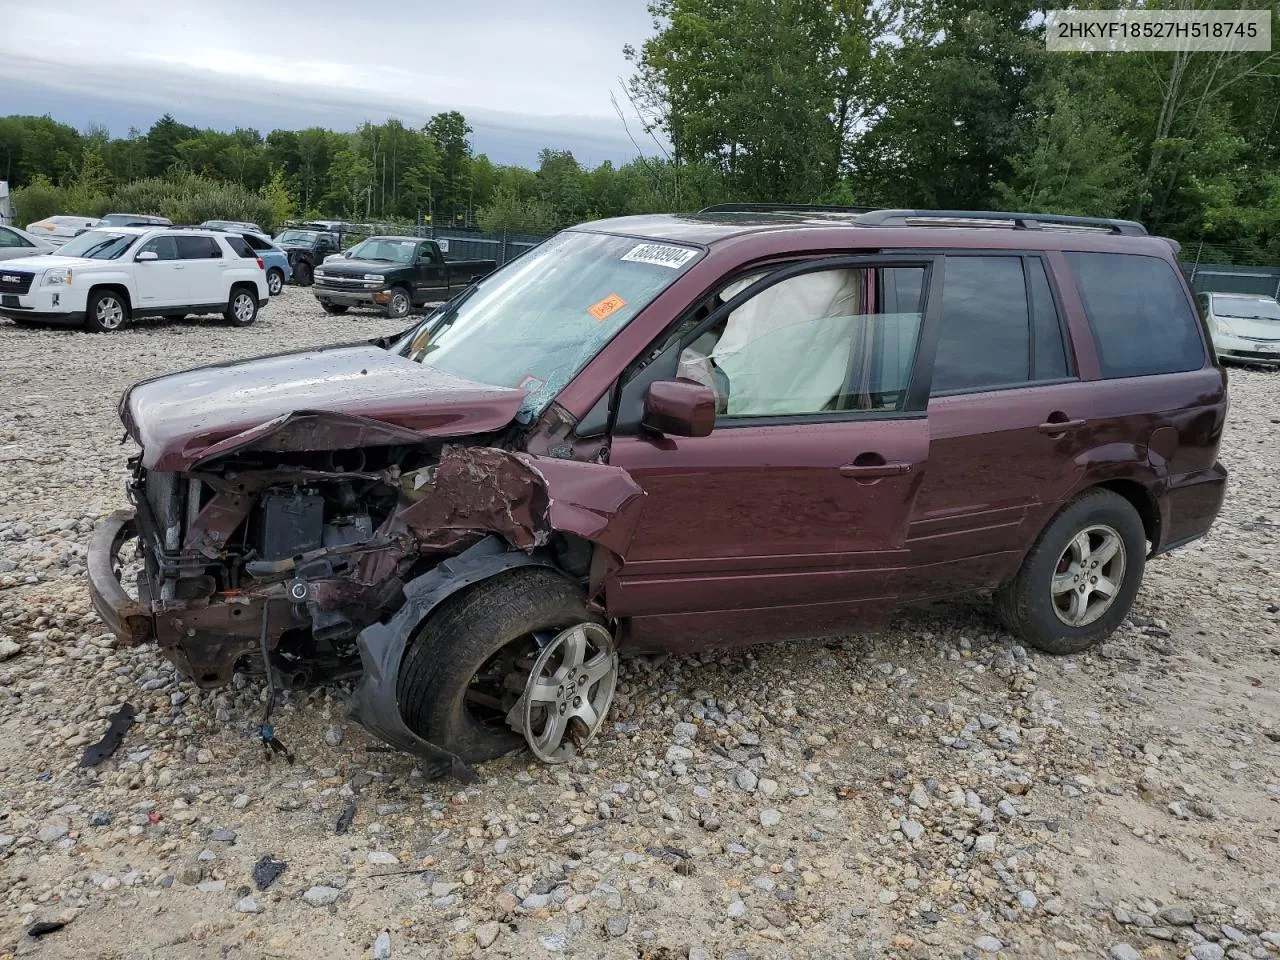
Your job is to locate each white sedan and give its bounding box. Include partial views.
[25,215,103,248]
[0,224,57,260]
[1199,291,1280,366]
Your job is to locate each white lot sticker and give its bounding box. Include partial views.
[621,243,699,269]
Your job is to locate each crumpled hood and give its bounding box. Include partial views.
[121,344,525,471]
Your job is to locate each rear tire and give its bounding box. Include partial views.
[266,269,284,296]
[397,568,600,764]
[84,289,128,333]
[224,286,258,327]
[994,489,1146,654]
[293,260,313,286]
[320,302,349,315]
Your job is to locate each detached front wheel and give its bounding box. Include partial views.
[994,489,1146,654]
[397,568,618,765]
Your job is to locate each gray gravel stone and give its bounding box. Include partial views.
[303,886,341,907]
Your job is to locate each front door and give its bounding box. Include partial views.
[416,244,448,298]
[605,256,941,650]
[132,235,187,307]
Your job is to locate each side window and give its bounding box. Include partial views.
[679,265,927,417]
[243,234,270,252]
[932,257,1029,393]
[223,235,255,259]
[0,227,32,248]
[1066,252,1205,378]
[176,235,222,260]
[137,235,180,260]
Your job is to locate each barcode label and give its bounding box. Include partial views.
[621,243,699,269]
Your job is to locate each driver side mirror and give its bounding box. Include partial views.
[136,251,158,261]
[642,379,716,438]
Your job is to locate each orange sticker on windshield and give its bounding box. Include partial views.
[588,293,626,321]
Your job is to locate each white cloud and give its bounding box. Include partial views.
[0,0,659,165]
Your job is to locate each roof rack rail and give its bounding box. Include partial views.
[699,202,877,215]
[854,209,1148,236]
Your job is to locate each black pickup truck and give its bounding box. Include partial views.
[311,236,496,318]
[274,228,342,285]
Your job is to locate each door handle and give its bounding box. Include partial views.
[1037,416,1086,435]
[839,461,912,479]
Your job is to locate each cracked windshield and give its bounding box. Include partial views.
[400,230,701,420]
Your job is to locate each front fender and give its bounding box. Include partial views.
[348,535,562,780]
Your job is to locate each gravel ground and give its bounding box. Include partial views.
[0,287,1278,960]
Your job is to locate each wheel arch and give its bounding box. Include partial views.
[1093,478,1162,554]
[87,282,132,312]
[348,535,574,779]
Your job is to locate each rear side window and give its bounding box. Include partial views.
[932,256,1070,393]
[242,234,270,252]
[1067,252,1205,378]
[176,235,222,260]
[223,235,256,258]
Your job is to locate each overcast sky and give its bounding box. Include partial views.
[0,0,660,168]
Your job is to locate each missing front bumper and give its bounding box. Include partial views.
[86,508,153,645]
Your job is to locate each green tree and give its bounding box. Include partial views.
[262,167,296,225]
[146,113,198,176]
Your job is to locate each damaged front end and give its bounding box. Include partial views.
[88,403,645,771]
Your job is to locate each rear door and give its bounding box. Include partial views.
[606,255,942,649]
[175,235,227,305]
[132,234,186,307]
[902,253,1088,597]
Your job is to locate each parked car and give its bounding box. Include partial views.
[201,219,264,234]
[0,226,268,331]
[25,215,103,247]
[312,236,495,318]
[0,224,57,260]
[86,206,1226,777]
[274,228,341,286]
[100,213,173,227]
[1199,291,1280,365]
[202,227,291,295]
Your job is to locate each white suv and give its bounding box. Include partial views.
[0,227,268,332]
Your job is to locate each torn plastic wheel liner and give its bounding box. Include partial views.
[79,703,137,767]
[348,535,562,781]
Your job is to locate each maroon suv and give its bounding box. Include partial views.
[87,207,1227,778]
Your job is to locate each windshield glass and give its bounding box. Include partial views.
[398,230,702,422]
[277,230,318,245]
[1215,295,1280,321]
[347,238,418,263]
[55,231,138,260]
[99,214,138,226]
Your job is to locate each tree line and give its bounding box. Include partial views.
[3,0,1278,261]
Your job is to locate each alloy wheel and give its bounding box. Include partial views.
[234,293,255,323]
[1051,524,1126,627]
[97,297,124,330]
[508,623,617,763]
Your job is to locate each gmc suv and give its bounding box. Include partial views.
[0,226,269,331]
[87,207,1227,779]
